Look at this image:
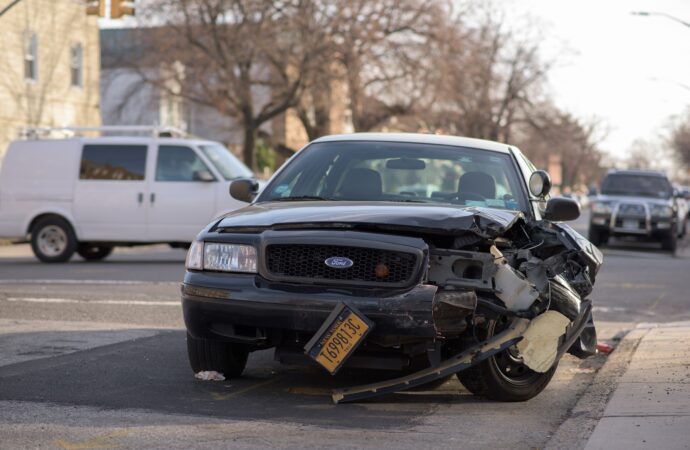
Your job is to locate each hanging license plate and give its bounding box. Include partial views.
[304,303,374,375]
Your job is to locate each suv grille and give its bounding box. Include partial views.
[618,203,645,216]
[265,244,418,285]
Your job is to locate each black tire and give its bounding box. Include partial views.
[30,216,77,263]
[457,317,558,402]
[588,225,607,247]
[186,332,248,378]
[661,229,678,253]
[77,244,113,261]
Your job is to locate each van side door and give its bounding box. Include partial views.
[147,144,217,242]
[73,143,149,241]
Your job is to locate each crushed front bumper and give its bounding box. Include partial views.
[182,271,440,346]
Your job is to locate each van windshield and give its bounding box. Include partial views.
[200,144,253,180]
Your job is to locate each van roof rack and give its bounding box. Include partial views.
[17,125,194,140]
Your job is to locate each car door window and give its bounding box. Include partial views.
[80,145,147,180]
[155,146,212,182]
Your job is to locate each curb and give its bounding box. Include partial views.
[544,327,649,450]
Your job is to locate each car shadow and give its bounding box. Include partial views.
[0,330,466,429]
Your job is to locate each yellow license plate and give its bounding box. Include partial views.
[305,303,373,375]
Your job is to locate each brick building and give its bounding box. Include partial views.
[0,0,101,160]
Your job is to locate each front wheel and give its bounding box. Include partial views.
[30,216,77,263]
[186,332,248,378]
[661,229,678,253]
[457,317,558,402]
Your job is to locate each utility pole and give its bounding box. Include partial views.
[0,0,22,18]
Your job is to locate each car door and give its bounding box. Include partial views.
[148,144,217,242]
[73,143,150,241]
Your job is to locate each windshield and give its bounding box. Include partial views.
[200,144,253,180]
[601,174,672,199]
[257,141,528,212]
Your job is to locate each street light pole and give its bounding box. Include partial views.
[631,11,690,28]
[0,0,22,18]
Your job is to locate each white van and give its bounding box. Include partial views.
[0,131,255,262]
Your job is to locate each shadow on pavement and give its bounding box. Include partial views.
[0,330,468,429]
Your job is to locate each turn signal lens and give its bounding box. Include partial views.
[185,241,204,270]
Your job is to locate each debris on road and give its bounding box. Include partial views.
[596,343,614,354]
[194,371,225,381]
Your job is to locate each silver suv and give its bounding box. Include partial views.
[589,170,687,252]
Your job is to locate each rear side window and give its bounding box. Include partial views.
[80,145,147,180]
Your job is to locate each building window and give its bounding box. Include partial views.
[70,44,83,87]
[24,32,38,81]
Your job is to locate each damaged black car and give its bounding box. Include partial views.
[182,133,603,403]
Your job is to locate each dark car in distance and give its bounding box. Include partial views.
[589,169,687,252]
[182,133,602,403]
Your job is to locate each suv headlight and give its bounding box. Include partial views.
[185,241,258,273]
[591,201,613,214]
[650,204,673,218]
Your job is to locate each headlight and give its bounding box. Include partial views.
[185,241,257,273]
[591,202,612,214]
[650,204,673,217]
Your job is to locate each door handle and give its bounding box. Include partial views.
[137,192,143,204]
[150,192,156,204]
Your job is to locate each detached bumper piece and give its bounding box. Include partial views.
[332,318,530,404]
[332,301,594,404]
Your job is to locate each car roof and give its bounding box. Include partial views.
[312,133,513,154]
[605,169,668,178]
[15,136,219,147]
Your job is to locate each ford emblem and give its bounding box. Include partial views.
[324,256,353,269]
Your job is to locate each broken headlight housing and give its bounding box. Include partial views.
[185,241,257,273]
[649,204,673,218]
[590,201,613,214]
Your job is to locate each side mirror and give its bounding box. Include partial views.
[193,169,215,182]
[229,178,259,203]
[529,170,552,198]
[543,197,580,222]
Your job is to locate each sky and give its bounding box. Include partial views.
[509,0,690,159]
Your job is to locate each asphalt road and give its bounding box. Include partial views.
[0,210,688,449]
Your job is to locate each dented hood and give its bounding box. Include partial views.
[216,201,525,237]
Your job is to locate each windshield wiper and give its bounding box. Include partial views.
[273,195,333,202]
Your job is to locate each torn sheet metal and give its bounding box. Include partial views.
[516,311,570,372]
[491,246,540,311]
[331,318,530,404]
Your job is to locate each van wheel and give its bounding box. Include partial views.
[31,217,77,263]
[77,244,113,261]
[186,332,248,379]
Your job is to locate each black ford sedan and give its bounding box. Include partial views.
[182,133,602,403]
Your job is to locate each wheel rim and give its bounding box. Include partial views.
[37,225,67,257]
[488,317,542,386]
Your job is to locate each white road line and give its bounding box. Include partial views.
[5,297,180,306]
[0,279,179,285]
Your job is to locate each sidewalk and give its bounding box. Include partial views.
[585,322,690,450]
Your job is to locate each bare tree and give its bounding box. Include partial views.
[516,105,607,190]
[423,5,551,143]
[129,0,332,169]
[670,107,690,169]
